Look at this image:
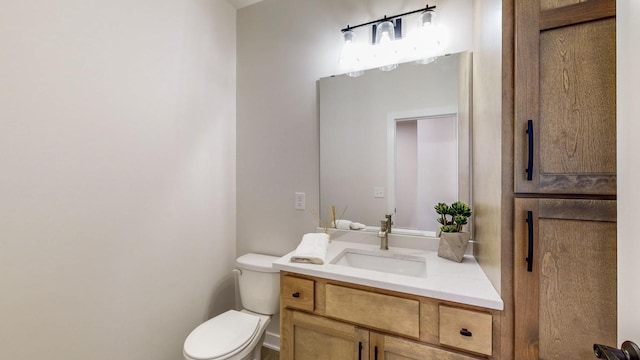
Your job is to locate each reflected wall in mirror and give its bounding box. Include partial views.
[320,51,472,236]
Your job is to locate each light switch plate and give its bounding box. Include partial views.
[295,192,305,210]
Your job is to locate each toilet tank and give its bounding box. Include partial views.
[235,253,280,315]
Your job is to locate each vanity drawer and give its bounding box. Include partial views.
[439,305,493,356]
[281,275,315,312]
[325,284,419,338]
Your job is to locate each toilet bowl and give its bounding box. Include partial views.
[183,309,270,360]
[183,254,280,360]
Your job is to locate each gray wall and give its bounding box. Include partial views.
[617,0,640,343]
[0,1,237,359]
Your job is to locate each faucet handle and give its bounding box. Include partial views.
[380,219,388,231]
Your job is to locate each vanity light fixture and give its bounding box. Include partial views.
[339,4,438,75]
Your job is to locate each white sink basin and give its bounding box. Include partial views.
[330,248,427,278]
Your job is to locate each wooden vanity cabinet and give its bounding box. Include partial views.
[280,272,500,360]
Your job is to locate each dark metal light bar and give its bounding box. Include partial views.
[340,4,436,33]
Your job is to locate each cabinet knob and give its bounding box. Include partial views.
[460,328,473,337]
[292,292,300,298]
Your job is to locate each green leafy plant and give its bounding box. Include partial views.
[434,201,472,233]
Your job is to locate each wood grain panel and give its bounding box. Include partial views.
[439,306,493,356]
[281,274,314,312]
[540,0,587,11]
[500,0,516,358]
[419,300,439,344]
[514,0,616,195]
[539,18,616,177]
[538,198,616,221]
[514,0,541,194]
[514,198,540,360]
[355,328,370,360]
[538,218,617,358]
[280,308,294,360]
[540,0,615,29]
[314,280,325,315]
[294,326,353,359]
[514,198,617,359]
[290,310,358,360]
[382,334,479,360]
[325,284,420,338]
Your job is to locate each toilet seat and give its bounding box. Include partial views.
[183,310,261,360]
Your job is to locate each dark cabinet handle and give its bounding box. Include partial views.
[374,346,378,360]
[292,292,300,298]
[526,119,534,181]
[358,342,362,360]
[460,328,473,337]
[526,210,534,272]
[594,341,640,360]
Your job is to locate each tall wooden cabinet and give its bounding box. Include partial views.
[512,0,617,359]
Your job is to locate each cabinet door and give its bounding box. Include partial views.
[514,0,616,195]
[280,309,369,360]
[369,332,479,360]
[514,198,617,359]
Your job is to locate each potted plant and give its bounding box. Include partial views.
[434,201,472,262]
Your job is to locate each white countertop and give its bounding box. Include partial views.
[273,238,504,310]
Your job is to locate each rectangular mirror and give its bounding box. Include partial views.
[319,51,472,237]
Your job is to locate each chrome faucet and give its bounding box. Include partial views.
[378,214,393,250]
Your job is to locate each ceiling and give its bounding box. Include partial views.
[227,0,264,9]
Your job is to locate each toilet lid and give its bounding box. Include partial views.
[184,310,261,360]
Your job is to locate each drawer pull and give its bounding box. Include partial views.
[292,292,300,298]
[526,119,534,181]
[526,210,534,272]
[358,342,362,360]
[460,328,473,337]
[374,346,378,360]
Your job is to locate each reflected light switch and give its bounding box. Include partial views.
[295,192,305,210]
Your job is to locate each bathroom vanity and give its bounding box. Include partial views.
[273,237,503,359]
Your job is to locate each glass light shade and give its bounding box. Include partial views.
[375,20,396,44]
[418,11,433,27]
[339,30,365,77]
[374,21,398,71]
[412,11,440,64]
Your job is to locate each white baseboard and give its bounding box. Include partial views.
[263,314,280,351]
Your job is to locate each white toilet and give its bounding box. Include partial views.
[183,253,280,360]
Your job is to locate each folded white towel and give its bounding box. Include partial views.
[349,222,366,230]
[334,219,353,230]
[290,233,330,265]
